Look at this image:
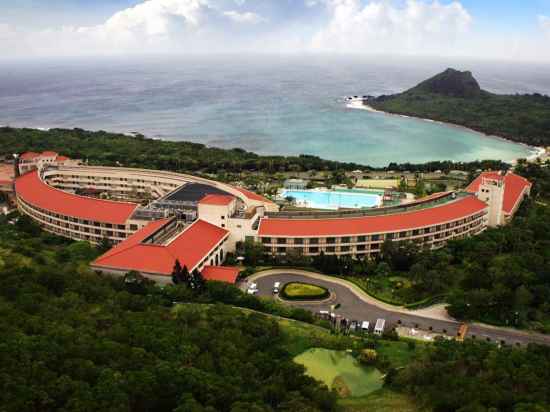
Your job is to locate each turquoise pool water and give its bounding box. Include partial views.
[281,189,382,210]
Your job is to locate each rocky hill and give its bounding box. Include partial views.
[409,68,483,98]
[370,69,550,147]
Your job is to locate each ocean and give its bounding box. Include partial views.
[1,54,548,167]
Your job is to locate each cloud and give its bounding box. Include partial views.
[312,0,472,54]
[1,0,550,61]
[223,10,267,24]
[539,15,550,35]
[13,0,270,55]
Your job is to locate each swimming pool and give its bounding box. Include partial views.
[281,188,382,210]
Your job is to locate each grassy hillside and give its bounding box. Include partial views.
[370,68,550,147]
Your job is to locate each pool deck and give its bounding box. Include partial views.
[281,188,383,210]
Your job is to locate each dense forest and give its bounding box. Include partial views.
[391,339,550,412]
[385,160,550,331]
[0,126,511,175]
[2,212,550,412]
[0,216,338,412]
[370,68,550,147]
[0,126,366,174]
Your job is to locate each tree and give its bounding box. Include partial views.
[284,196,296,204]
[414,178,426,197]
[398,177,408,193]
[190,269,205,291]
[172,259,182,284]
[97,236,112,254]
[243,239,265,267]
[375,262,391,277]
[358,349,378,365]
[181,265,190,286]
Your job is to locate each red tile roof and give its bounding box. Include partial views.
[41,151,58,157]
[199,194,235,206]
[94,218,171,261]
[201,266,240,283]
[92,219,229,276]
[56,155,70,162]
[15,170,138,225]
[233,186,274,204]
[466,171,531,214]
[19,152,40,161]
[258,196,487,237]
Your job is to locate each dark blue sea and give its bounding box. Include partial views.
[1,54,548,166]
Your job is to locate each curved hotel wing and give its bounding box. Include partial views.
[13,155,531,284]
[257,196,488,259]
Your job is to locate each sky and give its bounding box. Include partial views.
[1,0,550,62]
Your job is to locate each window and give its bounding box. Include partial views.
[357,244,366,251]
[357,236,366,242]
[294,238,303,245]
[326,246,335,252]
[326,237,336,244]
[309,238,319,244]
[309,247,319,253]
[277,238,286,245]
[371,234,379,241]
[341,236,351,243]
[341,246,350,252]
[277,247,286,254]
[262,237,271,244]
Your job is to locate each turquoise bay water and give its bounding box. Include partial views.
[0,55,543,166]
[281,188,382,209]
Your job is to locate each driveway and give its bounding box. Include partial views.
[242,269,550,347]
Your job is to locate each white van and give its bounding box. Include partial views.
[361,321,370,332]
[273,282,281,294]
[374,318,386,335]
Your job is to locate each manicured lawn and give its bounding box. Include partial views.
[346,276,418,306]
[281,282,329,300]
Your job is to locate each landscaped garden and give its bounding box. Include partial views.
[346,275,415,306]
[280,281,330,301]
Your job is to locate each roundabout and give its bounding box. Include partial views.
[243,269,550,347]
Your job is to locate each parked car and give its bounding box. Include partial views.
[247,282,258,295]
[273,281,281,294]
[361,321,370,332]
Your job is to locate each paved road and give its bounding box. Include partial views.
[242,270,550,347]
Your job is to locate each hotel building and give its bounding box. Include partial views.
[13,152,531,284]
